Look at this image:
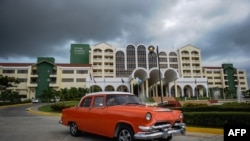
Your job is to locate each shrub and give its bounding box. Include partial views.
[50,103,72,112]
[182,102,208,107]
[184,112,250,128]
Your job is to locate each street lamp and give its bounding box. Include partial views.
[148,45,163,104]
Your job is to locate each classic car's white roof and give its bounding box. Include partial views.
[86,91,134,96]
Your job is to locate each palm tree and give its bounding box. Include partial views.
[60,88,68,101]
[69,87,78,100]
[40,87,56,102]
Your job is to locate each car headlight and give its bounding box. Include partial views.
[180,112,184,119]
[145,112,152,121]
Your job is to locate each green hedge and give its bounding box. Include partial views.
[0,100,31,106]
[180,106,250,112]
[180,102,250,112]
[50,103,72,112]
[184,112,250,128]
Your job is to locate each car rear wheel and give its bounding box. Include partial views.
[69,122,80,136]
[116,125,134,141]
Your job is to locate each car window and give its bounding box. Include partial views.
[93,96,104,107]
[106,94,141,106]
[81,97,92,107]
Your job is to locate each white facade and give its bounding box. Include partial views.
[0,43,248,100]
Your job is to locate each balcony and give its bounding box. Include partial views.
[28,83,37,87]
[104,58,114,62]
[183,73,192,76]
[104,72,114,76]
[50,73,57,77]
[93,58,103,62]
[93,51,102,55]
[181,53,189,56]
[49,82,58,87]
[93,72,103,76]
[104,52,113,56]
[30,73,38,77]
[104,65,114,69]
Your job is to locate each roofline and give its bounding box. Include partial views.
[0,63,91,67]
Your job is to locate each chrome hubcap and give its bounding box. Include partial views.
[119,129,131,141]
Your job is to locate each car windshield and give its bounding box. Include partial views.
[106,94,142,106]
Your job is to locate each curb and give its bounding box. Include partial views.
[186,127,223,135]
[27,107,61,116]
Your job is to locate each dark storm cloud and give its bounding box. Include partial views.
[1,0,250,87]
[194,13,250,84]
[0,0,166,61]
[196,14,250,61]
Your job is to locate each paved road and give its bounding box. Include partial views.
[0,104,223,141]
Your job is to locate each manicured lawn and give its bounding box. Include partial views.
[38,104,55,112]
[39,101,78,113]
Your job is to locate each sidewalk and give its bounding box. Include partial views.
[27,103,224,135]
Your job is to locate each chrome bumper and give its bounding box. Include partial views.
[134,123,186,140]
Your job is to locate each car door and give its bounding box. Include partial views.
[88,95,108,136]
[77,96,92,132]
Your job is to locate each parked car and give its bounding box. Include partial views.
[59,91,185,141]
[32,98,39,103]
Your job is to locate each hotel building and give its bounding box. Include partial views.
[0,43,248,100]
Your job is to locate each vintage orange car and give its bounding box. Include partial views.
[59,91,186,141]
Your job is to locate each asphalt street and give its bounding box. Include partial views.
[0,103,224,141]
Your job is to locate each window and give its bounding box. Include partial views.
[17,70,28,74]
[62,70,74,74]
[3,70,15,74]
[106,94,141,106]
[126,45,136,74]
[206,71,212,74]
[214,71,220,74]
[93,96,104,107]
[76,70,88,74]
[18,78,27,83]
[170,64,178,69]
[214,77,221,79]
[76,78,85,82]
[81,97,92,107]
[169,58,177,62]
[239,71,244,74]
[61,78,74,82]
[137,45,147,68]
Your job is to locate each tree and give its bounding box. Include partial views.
[77,87,88,98]
[242,89,250,98]
[0,75,20,102]
[39,87,56,102]
[60,88,68,101]
[0,75,19,90]
[69,87,78,100]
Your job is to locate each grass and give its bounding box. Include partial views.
[38,104,55,112]
[38,101,78,113]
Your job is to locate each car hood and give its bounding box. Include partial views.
[109,105,181,121]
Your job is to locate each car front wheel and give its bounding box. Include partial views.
[116,125,134,141]
[159,135,172,141]
[69,122,80,136]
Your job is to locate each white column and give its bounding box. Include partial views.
[146,80,149,97]
[174,80,177,97]
[141,82,144,97]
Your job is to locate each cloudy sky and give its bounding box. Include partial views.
[1,0,250,87]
